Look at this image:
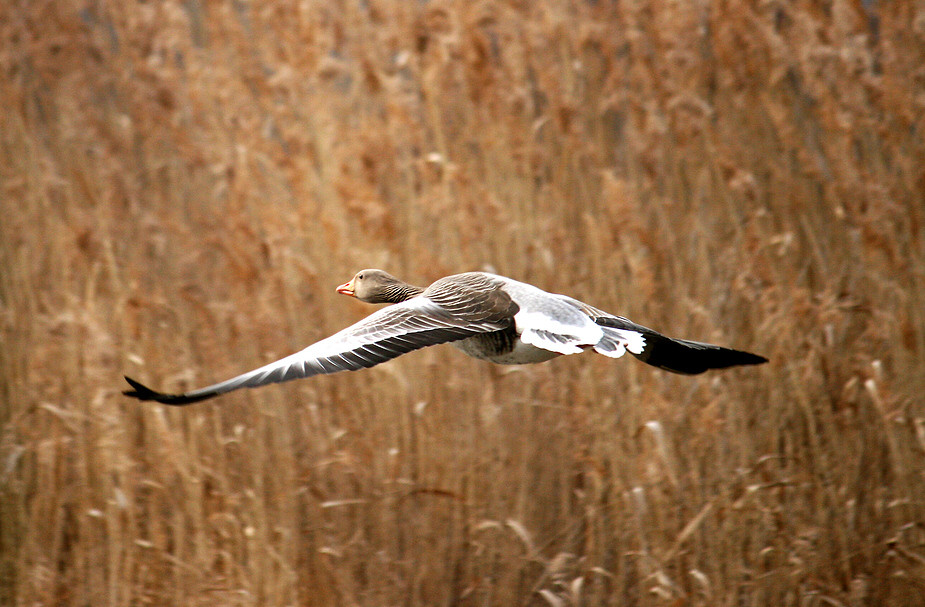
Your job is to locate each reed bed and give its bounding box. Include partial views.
[1,0,923,605]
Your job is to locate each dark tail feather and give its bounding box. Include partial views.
[633,335,767,374]
[123,376,218,406]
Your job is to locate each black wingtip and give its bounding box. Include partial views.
[123,376,213,406]
[634,338,769,375]
[735,352,769,367]
[684,347,769,374]
[123,376,160,400]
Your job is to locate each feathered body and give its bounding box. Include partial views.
[124,270,767,405]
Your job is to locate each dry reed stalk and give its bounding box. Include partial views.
[0,0,923,605]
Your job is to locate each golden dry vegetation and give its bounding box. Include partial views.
[2,1,924,605]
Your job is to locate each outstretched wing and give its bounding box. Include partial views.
[124,294,515,405]
[569,300,767,374]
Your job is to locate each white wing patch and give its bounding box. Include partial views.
[514,308,604,355]
[593,327,646,359]
[495,276,648,359]
[520,328,585,355]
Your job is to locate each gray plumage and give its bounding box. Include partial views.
[124,269,766,405]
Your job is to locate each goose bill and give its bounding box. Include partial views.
[336,280,355,296]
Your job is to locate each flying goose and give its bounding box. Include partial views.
[124,270,767,405]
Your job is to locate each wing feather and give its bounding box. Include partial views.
[572,300,767,374]
[124,295,514,405]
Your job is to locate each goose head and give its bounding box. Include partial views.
[336,269,423,304]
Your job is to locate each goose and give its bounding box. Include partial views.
[124,269,767,405]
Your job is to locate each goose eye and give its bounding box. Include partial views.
[358,273,364,280]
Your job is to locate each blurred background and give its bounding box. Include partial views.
[1,1,923,605]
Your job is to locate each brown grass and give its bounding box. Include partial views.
[2,0,924,605]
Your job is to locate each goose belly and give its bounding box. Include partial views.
[453,330,561,365]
